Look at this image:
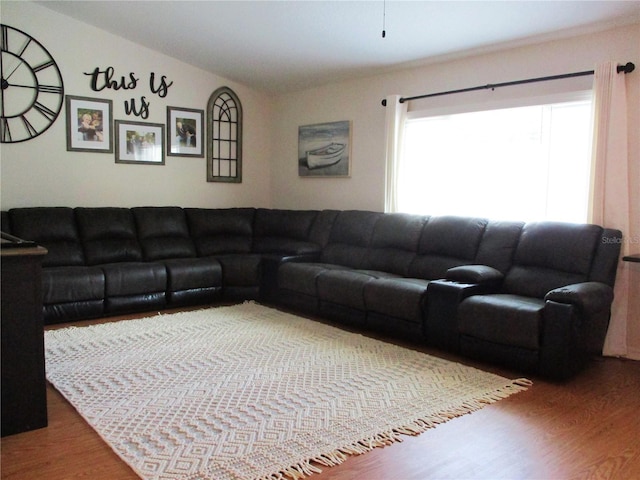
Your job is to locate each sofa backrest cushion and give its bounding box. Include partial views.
[503,221,602,298]
[365,213,427,275]
[408,216,487,279]
[9,207,85,267]
[308,210,340,247]
[133,207,196,260]
[321,210,382,268]
[185,208,255,255]
[75,207,143,265]
[253,209,317,240]
[474,220,524,273]
[252,209,321,254]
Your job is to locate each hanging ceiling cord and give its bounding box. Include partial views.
[382,0,386,38]
[381,62,635,106]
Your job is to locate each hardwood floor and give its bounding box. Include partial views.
[2,307,639,480]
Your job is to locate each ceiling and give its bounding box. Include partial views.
[38,1,640,95]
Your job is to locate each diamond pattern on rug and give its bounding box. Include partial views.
[45,302,530,480]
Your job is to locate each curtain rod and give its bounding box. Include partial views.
[381,62,635,106]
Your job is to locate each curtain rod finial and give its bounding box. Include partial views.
[617,62,635,74]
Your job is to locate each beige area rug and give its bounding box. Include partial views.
[45,302,530,480]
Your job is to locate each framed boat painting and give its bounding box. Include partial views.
[298,120,351,177]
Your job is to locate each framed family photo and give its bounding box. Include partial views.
[65,96,113,153]
[115,120,165,165]
[167,106,204,157]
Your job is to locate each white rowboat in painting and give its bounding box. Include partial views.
[306,142,346,169]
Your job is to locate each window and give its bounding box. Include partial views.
[207,86,242,183]
[398,95,593,222]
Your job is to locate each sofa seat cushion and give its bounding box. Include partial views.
[363,277,431,323]
[317,269,400,309]
[44,301,105,325]
[458,294,545,350]
[164,258,222,292]
[42,266,105,304]
[102,262,167,296]
[277,262,351,297]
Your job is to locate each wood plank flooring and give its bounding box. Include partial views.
[2,306,639,480]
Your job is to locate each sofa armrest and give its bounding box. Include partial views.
[544,282,614,314]
[425,279,499,352]
[259,253,320,301]
[446,265,504,286]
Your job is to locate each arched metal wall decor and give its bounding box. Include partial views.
[206,86,242,183]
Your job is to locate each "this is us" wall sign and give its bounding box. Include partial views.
[83,66,173,119]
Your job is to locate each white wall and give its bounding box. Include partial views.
[271,23,639,213]
[0,1,274,209]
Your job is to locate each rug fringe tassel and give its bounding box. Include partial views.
[257,459,324,480]
[250,370,532,480]
[514,378,534,387]
[313,450,347,466]
[257,377,532,480]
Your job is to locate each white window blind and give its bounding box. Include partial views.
[398,95,593,222]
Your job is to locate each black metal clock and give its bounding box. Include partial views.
[0,24,64,143]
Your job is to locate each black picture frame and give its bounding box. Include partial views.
[65,95,113,153]
[167,106,204,157]
[115,120,165,165]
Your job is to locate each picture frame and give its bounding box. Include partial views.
[115,120,165,165]
[167,106,204,157]
[298,120,351,177]
[65,95,113,153]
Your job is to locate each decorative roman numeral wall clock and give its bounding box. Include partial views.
[0,24,64,143]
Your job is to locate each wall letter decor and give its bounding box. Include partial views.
[83,67,173,118]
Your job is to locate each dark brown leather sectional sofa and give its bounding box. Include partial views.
[1,207,622,379]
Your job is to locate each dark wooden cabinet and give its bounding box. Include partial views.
[1,240,48,437]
